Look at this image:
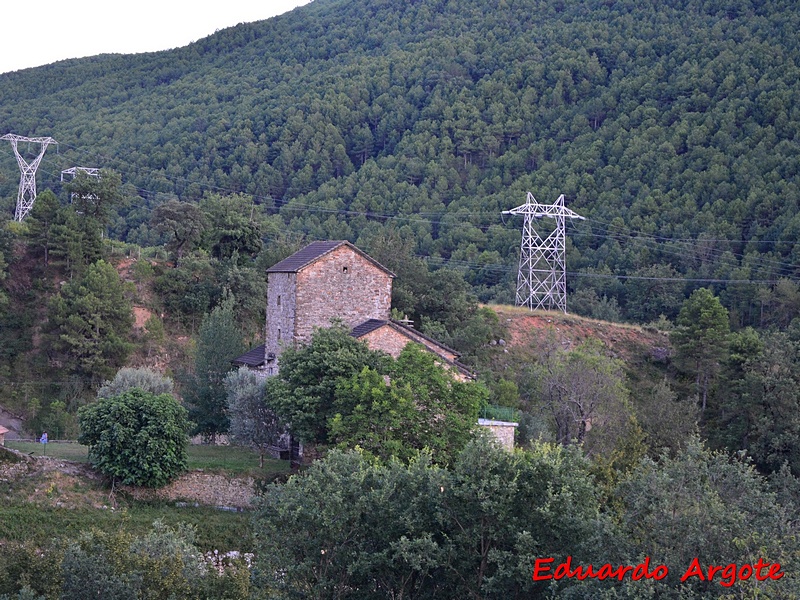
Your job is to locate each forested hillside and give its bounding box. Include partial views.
[1,0,798,324]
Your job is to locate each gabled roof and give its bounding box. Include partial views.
[350,318,387,338]
[266,240,395,277]
[351,319,474,380]
[231,344,266,367]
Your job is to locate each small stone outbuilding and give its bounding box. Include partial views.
[351,318,473,381]
[477,419,519,451]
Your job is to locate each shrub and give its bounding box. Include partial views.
[78,389,189,487]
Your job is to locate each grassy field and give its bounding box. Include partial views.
[5,441,289,475]
[6,441,90,461]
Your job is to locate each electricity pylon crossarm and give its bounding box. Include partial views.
[503,192,584,313]
[2,133,57,221]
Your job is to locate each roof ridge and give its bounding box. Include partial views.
[265,240,395,277]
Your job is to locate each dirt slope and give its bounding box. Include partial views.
[489,305,671,363]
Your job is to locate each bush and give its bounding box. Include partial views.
[97,367,174,399]
[78,389,190,487]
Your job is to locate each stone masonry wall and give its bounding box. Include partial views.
[478,419,518,451]
[265,272,296,374]
[359,325,409,358]
[360,324,456,361]
[360,324,470,381]
[294,245,392,345]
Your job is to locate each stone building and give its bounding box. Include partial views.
[233,240,472,380]
[229,240,525,451]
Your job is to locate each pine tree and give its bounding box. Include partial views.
[671,288,730,411]
[48,260,134,382]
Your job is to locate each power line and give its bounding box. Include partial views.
[420,255,785,285]
[10,139,800,287]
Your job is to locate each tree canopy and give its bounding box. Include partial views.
[330,343,485,463]
[77,389,190,487]
[182,296,245,440]
[47,259,133,382]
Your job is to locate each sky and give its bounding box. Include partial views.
[0,0,312,75]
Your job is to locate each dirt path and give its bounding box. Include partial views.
[0,405,23,439]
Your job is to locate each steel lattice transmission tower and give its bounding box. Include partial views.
[503,192,585,313]
[1,133,57,221]
[61,166,100,182]
[61,167,101,216]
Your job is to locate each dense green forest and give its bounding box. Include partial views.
[1,0,798,324]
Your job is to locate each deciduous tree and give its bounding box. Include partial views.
[270,323,386,444]
[150,199,206,266]
[331,344,485,463]
[225,367,285,467]
[532,337,632,454]
[78,389,189,487]
[97,367,174,399]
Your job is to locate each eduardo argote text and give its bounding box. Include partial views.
[532,556,784,588]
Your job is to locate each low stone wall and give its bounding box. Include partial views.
[121,471,256,509]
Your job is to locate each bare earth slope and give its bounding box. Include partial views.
[492,305,670,361]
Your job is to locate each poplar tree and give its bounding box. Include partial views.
[671,288,730,411]
[183,295,245,440]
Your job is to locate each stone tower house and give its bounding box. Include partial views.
[233,240,473,380]
[263,240,393,373]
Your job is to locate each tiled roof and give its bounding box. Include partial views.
[266,240,395,276]
[350,319,475,380]
[231,344,266,367]
[266,241,344,273]
[350,319,388,338]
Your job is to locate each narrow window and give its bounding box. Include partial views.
[277,295,281,306]
[278,328,282,341]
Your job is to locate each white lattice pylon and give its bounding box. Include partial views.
[503,192,584,313]
[61,166,100,181]
[61,167,101,210]
[2,133,57,221]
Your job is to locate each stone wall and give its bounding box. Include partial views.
[294,245,392,345]
[359,324,470,380]
[359,323,459,361]
[478,419,518,451]
[359,324,409,358]
[265,271,297,374]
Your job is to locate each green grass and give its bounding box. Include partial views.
[186,444,289,475]
[6,441,89,461]
[5,441,289,475]
[0,443,285,552]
